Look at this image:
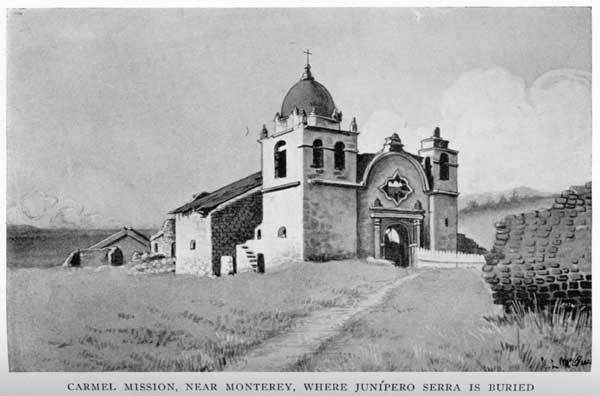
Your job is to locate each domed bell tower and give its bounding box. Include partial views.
[418,127,459,251]
[258,52,359,261]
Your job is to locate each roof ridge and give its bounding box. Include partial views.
[170,171,262,215]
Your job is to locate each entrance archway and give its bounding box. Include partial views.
[383,224,410,267]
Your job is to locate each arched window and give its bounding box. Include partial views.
[277,226,287,238]
[424,157,433,188]
[439,153,449,181]
[256,229,262,240]
[274,141,287,178]
[445,218,449,227]
[190,240,196,250]
[334,141,345,170]
[153,243,158,253]
[312,139,323,168]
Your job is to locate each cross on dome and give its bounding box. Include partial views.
[303,49,312,65]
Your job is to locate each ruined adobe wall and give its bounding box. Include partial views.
[482,182,592,309]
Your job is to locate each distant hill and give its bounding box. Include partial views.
[459,197,556,250]
[459,186,554,210]
[7,224,41,233]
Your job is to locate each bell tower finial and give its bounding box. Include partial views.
[301,49,314,80]
[304,48,312,65]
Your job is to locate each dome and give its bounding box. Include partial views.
[280,65,336,118]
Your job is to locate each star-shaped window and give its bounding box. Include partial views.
[378,170,413,206]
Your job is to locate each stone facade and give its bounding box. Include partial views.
[357,151,431,260]
[303,183,356,261]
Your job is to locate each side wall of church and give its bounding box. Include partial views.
[303,183,357,260]
[211,191,263,275]
[357,154,430,258]
[175,211,212,275]
[429,194,458,251]
[258,186,304,265]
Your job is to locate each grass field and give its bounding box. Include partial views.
[7,260,590,372]
[289,269,591,371]
[7,260,402,371]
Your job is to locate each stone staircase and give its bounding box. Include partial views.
[239,244,258,272]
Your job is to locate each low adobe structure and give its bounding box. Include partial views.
[150,218,176,257]
[88,227,150,262]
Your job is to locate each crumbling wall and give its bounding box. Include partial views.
[482,182,591,310]
[62,247,124,267]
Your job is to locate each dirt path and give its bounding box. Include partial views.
[225,271,422,371]
[290,268,503,371]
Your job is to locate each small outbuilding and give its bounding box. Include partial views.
[88,227,150,262]
[150,217,176,257]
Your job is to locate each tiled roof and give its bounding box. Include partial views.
[170,172,262,215]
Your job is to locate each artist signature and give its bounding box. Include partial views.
[540,355,591,369]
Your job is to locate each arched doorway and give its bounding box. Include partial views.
[383,224,410,267]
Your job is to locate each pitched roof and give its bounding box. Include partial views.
[150,230,164,241]
[170,171,262,215]
[89,227,150,249]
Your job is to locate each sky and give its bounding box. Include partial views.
[7,7,592,229]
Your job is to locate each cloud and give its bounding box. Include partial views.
[439,67,591,193]
[358,67,591,195]
[20,191,58,219]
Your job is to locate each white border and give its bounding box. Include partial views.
[1,2,598,396]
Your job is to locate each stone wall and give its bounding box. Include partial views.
[63,247,123,267]
[303,183,356,261]
[211,191,263,275]
[429,193,458,251]
[482,182,592,310]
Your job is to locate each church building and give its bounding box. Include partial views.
[169,58,459,275]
